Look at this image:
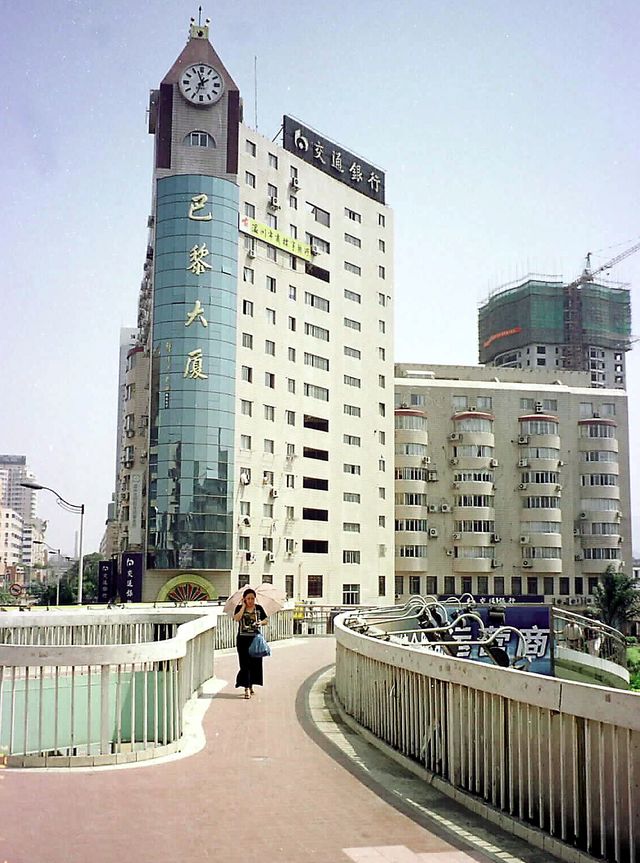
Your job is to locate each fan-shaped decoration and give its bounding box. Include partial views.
[166,582,210,603]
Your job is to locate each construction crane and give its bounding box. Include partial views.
[564,239,640,371]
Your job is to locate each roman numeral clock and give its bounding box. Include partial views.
[179,63,224,104]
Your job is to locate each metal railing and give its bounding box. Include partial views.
[0,607,292,768]
[334,613,640,863]
[553,608,627,667]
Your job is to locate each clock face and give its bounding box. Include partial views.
[179,64,224,105]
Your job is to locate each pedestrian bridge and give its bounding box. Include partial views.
[0,605,636,863]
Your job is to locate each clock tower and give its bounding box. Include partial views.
[142,19,242,590]
[148,17,241,181]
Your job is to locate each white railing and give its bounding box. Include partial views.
[334,614,640,863]
[0,607,292,767]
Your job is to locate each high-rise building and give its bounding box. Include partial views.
[114,20,395,604]
[478,275,631,388]
[0,455,42,575]
[394,363,632,609]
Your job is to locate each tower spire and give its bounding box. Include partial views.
[189,11,210,41]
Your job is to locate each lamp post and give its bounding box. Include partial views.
[20,482,85,605]
[32,541,72,606]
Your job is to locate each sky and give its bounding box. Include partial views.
[1,0,639,557]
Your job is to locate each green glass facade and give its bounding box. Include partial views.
[148,175,238,570]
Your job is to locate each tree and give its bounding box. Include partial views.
[64,553,101,603]
[593,567,640,631]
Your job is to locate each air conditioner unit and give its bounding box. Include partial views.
[311,245,320,256]
[492,534,501,543]
[126,429,135,438]
[445,549,453,557]
[449,457,459,466]
[140,450,148,459]
[579,512,587,519]
[452,532,462,540]
[574,554,583,562]
[519,535,530,544]
[556,485,563,492]
[245,551,256,563]
[491,559,500,568]
[452,481,460,489]
[518,459,529,468]
[267,552,275,563]
[449,432,461,441]
[593,410,600,418]
[441,504,451,513]
[428,504,439,513]
[522,559,532,568]
[124,460,133,468]
[518,435,529,445]
[268,195,280,209]
[616,511,622,520]
[518,483,528,490]
[240,472,251,485]
[469,406,477,411]
[242,517,251,527]
[534,402,543,413]
[558,460,565,467]
[489,458,499,468]
[421,457,431,465]
[247,249,256,259]
[427,471,438,482]
[428,528,438,538]
[290,176,301,190]
[573,528,581,536]
[270,488,279,498]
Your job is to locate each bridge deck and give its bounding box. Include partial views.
[1,637,561,863]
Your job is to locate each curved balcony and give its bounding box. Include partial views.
[452,556,494,573]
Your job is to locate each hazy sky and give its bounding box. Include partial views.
[1,0,639,556]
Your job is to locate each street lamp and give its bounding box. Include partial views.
[32,541,72,606]
[20,482,85,605]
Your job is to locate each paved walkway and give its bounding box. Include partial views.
[0,638,562,862]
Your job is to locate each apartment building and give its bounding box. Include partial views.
[394,364,631,608]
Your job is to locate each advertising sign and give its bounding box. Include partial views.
[392,604,553,676]
[283,115,385,204]
[119,553,143,603]
[98,560,116,604]
[239,216,312,260]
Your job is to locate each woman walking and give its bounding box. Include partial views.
[233,587,268,698]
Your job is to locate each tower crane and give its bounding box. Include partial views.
[563,239,640,371]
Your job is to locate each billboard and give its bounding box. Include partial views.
[283,116,385,204]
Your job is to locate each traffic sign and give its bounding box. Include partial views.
[9,583,23,597]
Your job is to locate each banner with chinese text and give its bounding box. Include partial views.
[119,552,143,603]
[239,216,312,260]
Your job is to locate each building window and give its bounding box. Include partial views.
[304,382,329,401]
[245,171,256,188]
[343,549,361,565]
[240,399,252,416]
[308,575,323,598]
[378,213,386,227]
[241,365,253,383]
[345,208,362,223]
[304,352,330,371]
[344,463,361,475]
[289,285,297,300]
[378,265,385,279]
[344,375,361,388]
[444,576,455,595]
[343,434,361,446]
[245,139,256,156]
[344,318,361,332]
[241,332,253,349]
[309,203,330,226]
[266,308,276,325]
[265,339,276,356]
[344,346,361,359]
[264,439,274,454]
[305,322,330,341]
[244,202,255,218]
[265,372,275,389]
[344,289,361,304]
[305,291,330,312]
[184,130,216,147]
[240,434,251,450]
[263,405,275,421]
[345,261,361,276]
[285,410,295,425]
[267,246,277,261]
[268,152,278,168]
[342,584,360,605]
[289,195,298,210]
[379,320,386,334]
[345,232,362,247]
[287,378,296,393]
[242,299,253,316]
[288,347,296,362]
[344,491,361,503]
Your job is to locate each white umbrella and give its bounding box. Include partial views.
[223,583,286,617]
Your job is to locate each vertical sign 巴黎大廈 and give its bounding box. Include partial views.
[147,177,238,572]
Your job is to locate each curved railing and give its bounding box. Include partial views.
[334,613,640,863]
[553,607,627,666]
[0,607,293,768]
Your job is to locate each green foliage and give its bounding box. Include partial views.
[33,552,101,605]
[592,567,640,631]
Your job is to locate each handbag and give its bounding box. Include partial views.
[249,630,271,658]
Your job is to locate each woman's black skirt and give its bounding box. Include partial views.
[235,633,264,688]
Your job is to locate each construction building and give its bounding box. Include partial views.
[478,269,632,388]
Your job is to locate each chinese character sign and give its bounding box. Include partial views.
[238,216,312,260]
[283,116,386,204]
[118,552,143,603]
[98,560,116,604]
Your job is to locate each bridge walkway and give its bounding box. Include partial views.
[1,637,563,862]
